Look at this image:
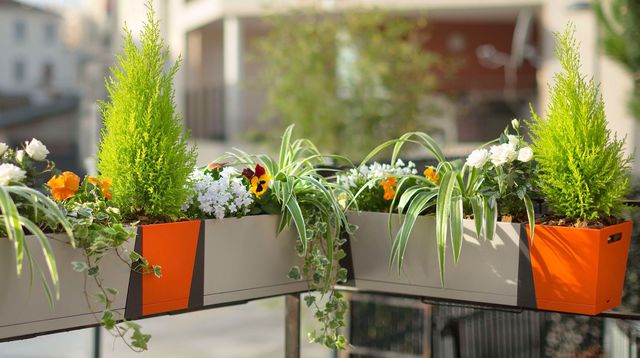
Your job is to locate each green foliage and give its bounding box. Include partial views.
[98,1,196,220]
[529,25,631,222]
[594,0,640,119]
[219,125,353,349]
[255,7,442,159]
[0,143,73,305]
[66,176,158,351]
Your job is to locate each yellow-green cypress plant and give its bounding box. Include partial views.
[529,24,631,224]
[98,2,196,220]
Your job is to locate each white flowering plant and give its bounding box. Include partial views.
[181,164,254,220]
[337,159,422,212]
[465,120,538,227]
[0,139,73,305]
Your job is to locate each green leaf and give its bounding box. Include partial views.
[72,261,88,272]
[390,190,437,273]
[87,267,99,277]
[435,170,456,286]
[470,195,484,240]
[287,266,301,280]
[450,194,464,264]
[524,194,535,244]
[484,197,498,241]
[304,295,316,307]
[152,265,162,278]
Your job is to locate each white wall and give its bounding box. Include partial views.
[537,0,640,174]
[0,7,77,98]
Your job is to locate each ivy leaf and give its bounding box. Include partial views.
[152,265,162,278]
[71,261,88,272]
[101,310,115,330]
[287,266,301,280]
[107,287,119,296]
[88,267,99,277]
[130,329,151,350]
[304,295,316,307]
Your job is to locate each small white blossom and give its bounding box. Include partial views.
[517,147,534,162]
[15,150,25,163]
[506,134,520,146]
[511,118,520,130]
[0,164,26,185]
[466,148,490,168]
[0,143,8,156]
[489,143,518,167]
[25,138,49,161]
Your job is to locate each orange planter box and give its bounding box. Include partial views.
[526,221,633,315]
[126,220,204,319]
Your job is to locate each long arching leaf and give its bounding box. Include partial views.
[435,170,456,286]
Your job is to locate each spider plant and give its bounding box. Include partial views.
[218,125,354,349]
[1,184,74,304]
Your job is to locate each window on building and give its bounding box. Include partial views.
[44,23,57,43]
[14,20,26,42]
[42,63,53,87]
[14,61,25,83]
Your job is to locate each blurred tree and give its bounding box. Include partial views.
[594,0,640,119]
[255,8,446,159]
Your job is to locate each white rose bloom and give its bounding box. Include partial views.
[489,143,518,167]
[15,150,25,163]
[25,138,49,161]
[466,148,490,168]
[507,134,520,146]
[0,143,8,156]
[0,164,26,185]
[517,147,534,162]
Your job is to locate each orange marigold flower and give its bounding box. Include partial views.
[423,166,440,184]
[47,171,80,202]
[380,176,398,201]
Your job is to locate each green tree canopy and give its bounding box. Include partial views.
[255,8,445,159]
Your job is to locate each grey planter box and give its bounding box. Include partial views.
[0,215,305,342]
[347,211,534,308]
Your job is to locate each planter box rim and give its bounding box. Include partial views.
[530,220,632,232]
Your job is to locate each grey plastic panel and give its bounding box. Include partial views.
[347,211,522,306]
[203,216,307,306]
[0,234,133,340]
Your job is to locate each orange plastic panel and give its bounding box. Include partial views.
[526,221,632,315]
[141,221,201,316]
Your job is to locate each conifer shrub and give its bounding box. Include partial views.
[529,25,631,223]
[98,2,196,219]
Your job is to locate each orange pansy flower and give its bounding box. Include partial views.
[423,166,440,184]
[88,176,113,200]
[47,171,80,202]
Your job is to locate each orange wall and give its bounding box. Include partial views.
[423,20,538,95]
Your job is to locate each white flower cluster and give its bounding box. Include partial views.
[338,159,418,189]
[466,131,533,169]
[182,167,253,220]
[0,163,25,186]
